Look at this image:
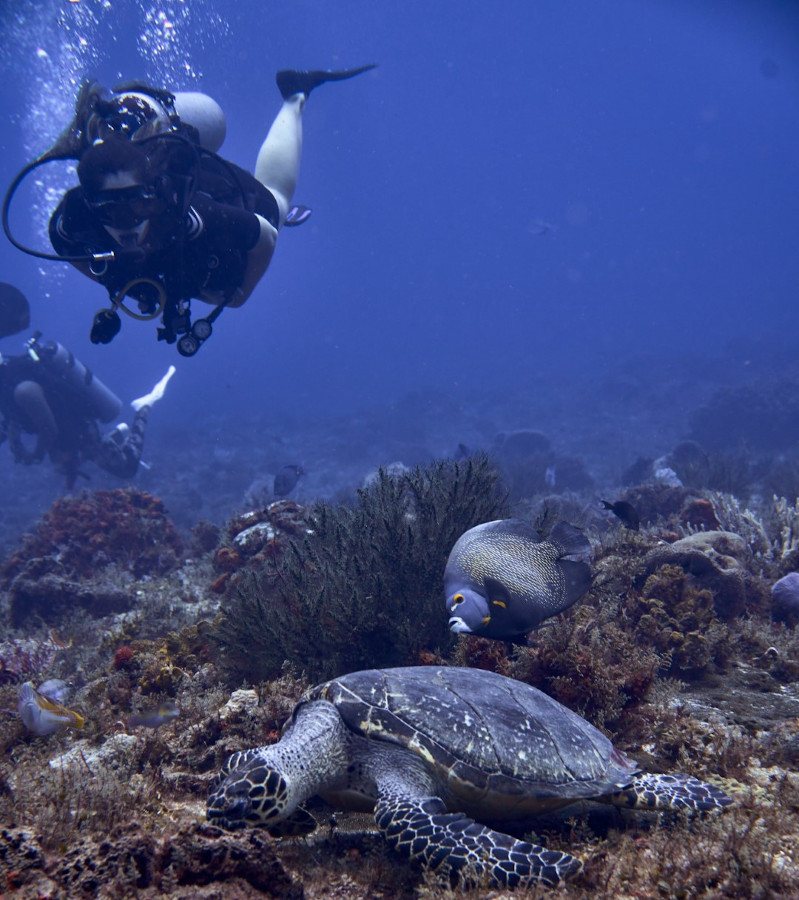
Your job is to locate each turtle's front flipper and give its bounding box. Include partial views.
[374,793,581,888]
[611,773,733,812]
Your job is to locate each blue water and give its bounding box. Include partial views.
[0,0,797,523]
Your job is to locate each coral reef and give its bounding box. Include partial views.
[681,497,722,531]
[0,820,304,899]
[207,499,309,596]
[688,379,799,453]
[2,489,183,582]
[643,531,752,620]
[771,572,799,626]
[0,456,797,898]
[0,633,65,685]
[214,456,507,682]
[760,456,799,504]
[768,495,799,565]
[1,489,184,625]
[667,440,711,487]
[491,430,594,502]
[631,563,727,675]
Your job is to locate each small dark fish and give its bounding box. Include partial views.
[128,701,179,729]
[445,519,592,641]
[529,218,558,236]
[274,464,304,498]
[601,499,640,531]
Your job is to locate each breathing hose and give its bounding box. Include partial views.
[1,155,96,263]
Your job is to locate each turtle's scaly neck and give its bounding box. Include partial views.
[260,700,350,808]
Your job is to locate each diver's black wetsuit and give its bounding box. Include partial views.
[49,151,280,307]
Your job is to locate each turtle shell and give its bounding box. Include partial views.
[307,666,638,814]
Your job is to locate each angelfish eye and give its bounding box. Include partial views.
[452,594,464,606]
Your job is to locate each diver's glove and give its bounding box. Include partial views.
[131,365,176,411]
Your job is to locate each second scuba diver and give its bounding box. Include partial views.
[0,282,174,488]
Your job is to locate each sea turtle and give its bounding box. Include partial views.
[207,666,731,887]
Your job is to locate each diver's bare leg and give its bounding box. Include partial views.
[254,96,304,227]
[13,381,57,460]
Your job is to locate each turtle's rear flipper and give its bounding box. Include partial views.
[374,793,582,888]
[611,773,733,812]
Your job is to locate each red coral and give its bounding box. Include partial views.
[112,645,135,670]
[1,488,184,584]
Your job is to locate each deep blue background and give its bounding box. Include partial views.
[0,0,797,419]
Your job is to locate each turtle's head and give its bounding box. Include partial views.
[207,749,294,830]
[207,699,345,835]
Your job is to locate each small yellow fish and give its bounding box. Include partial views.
[17,682,84,736]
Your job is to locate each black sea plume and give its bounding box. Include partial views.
[214,455,507,682]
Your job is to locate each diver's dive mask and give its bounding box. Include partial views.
[85,184,160,230]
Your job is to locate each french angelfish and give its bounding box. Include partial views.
[17,681,84,736]
[445,519,592,641]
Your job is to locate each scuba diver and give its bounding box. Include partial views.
[4,65,376,356]
[0,282,175,488]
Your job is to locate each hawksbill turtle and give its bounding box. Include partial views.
[207,666,731,887]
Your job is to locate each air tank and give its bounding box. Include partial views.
[173,91,227,153]
[42,342,122,423]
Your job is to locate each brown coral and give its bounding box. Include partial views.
[681,497,722,531]
[213,546,241,572]
[643,531,750,619]
[52,822,302,897]
[627,564,726,676]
